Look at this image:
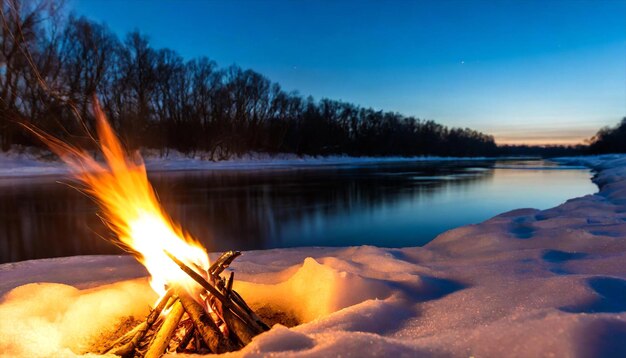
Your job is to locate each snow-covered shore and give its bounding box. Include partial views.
[0,147,521,178]
[1,155,626,357]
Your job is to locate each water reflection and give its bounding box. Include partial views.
[0,160,595,263]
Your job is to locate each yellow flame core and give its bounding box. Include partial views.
[30,102,209,297]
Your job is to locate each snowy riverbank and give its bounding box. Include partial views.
[1,155,626,357]
[0,146,522,178]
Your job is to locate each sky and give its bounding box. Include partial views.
[70,0,626,145]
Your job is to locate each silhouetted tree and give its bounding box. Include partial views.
[588,118,626,154]
[2,6,505,158]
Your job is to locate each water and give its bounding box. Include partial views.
[0,160,596,264]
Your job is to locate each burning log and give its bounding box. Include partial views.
[104,289,173,355]
[145,298,185,358]
[223,308,258,345]
[178,289,235,353]
[103,251,269,357]
[165,250,269,334]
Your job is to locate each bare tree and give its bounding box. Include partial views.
[0,0,62,149]
[1,7,500,157]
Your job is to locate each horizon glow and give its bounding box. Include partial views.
[71,0,626,145]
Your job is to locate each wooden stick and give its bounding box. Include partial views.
[230,290,271,331]
[164,250,264,332]
[223,308,257,345]
[209,251,241,276]
[145,298,185,358]
[226,271,234,293]
[106,289,173,356]
[178,289,235,353]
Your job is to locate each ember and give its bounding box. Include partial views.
[26,99,269,356]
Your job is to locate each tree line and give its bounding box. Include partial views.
[588,117,626,154]
[1,1,499,158]
[1,1,621,159]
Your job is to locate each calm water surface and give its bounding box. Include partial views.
[0,160,596,263]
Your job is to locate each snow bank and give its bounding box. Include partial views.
[1,155,626,357]
[0,280,154,357]
[0,147,514,178]
[0,147,69,177]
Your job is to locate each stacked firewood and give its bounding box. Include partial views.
[102,251,269,357]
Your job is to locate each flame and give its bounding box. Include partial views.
[27,99,209,297]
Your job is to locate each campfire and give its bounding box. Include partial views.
[26,99,269,356]
[102,250,269,356]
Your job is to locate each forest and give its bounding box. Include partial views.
[0,1,619,159]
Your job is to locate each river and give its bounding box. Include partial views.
[0,159,596,263]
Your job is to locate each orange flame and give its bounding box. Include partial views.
[26,99,209,297]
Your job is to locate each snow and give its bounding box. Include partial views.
[0,147,518,178]
[1,154,626,357]
[0,147,69,177]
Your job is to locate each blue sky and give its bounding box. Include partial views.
[71,0,626,145]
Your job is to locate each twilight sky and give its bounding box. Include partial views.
[71,0,626,145]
